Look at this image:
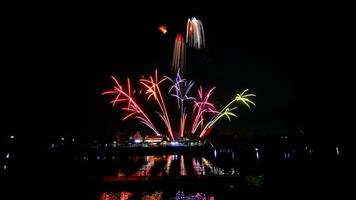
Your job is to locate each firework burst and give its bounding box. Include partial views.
[103,71,255,141]
[199,89,256,138]
[102,77,160,136]
[166,72,195,138]
[191,86,218,134]
[140,70,174,140]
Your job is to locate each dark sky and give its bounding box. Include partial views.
[1,5,350,141]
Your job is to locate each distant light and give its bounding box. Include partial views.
[71,138,75,142]
[134,139,142,143]
[61,137,64,141]
[6,153,10,159]
[105,144,108,147]
[51,144,55,148]
[96,156,100,160]
[173,155,178,160]
[3,165,7,171]
[214,149,217,158]
[113,141,117,144]
[255,148,260,160]
[256,151,260,160]
[336,147,340,156]
[169,141,181,146]
[10,135,15,139]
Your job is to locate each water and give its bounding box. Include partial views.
[90,150,263,199]
[1,143,350,199]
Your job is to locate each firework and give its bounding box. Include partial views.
[166,72,195,138]
[172,33,186,75]
[103,71,255,141]
[140,70,174,140]
[158,25,167,34]
[199,89,256,138]
[102,77,160,136]
[191,86,218,134]
[102,17,256,141]
[186,17,205,49]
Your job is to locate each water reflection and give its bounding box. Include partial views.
[100,191,134,200]
[180,155,186,176]
[175,191,215,200]
[192,157,205,175]
[99,191,215,200]
[103,154,246,183]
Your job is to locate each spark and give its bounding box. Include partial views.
[186,17,205,49]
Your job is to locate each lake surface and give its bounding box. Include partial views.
[1,144,350,199]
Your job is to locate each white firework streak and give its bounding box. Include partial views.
[186,17,205,49]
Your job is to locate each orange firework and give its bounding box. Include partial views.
[158,25,167,34]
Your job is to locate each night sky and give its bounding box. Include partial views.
[1,5,349,142]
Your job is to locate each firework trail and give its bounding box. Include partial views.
[186,17,205,49]
[199,89,256,138]
[140,70,174,140]
[102,77,160,136]
[166,72,195,138]
[172,33,186,75]
[191,86,218,134]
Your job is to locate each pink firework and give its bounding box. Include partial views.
[102,77,160,136]
[191,86,218,134]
